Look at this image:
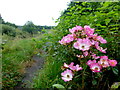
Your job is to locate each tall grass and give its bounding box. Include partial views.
[32,53,65,88]
[2,35,37,88]
[32,29,68,88]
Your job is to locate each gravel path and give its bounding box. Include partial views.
[15,54,44,88]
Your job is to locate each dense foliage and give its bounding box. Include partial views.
[1,1,120,89]
[33,2,120,89]
[22,21,54,34]
[22,21,38,35]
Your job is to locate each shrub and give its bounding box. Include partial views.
[33,2,120,89]
[2,24,16,37]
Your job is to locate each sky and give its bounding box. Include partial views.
[0,0,71,26]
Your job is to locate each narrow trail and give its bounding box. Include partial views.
[15,54,44,88]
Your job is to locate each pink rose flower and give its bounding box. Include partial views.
[90,63,102,72]
[69,25,83,33]
[84,25,94,36]
[61,69,74,82]
[63,63,69,68]
[96,36,107,44]
[90,40,96,45]
[95,41,107,53]
[73,38,91,51]
[89,34,98,39]
[83,51,88,57]
[59,34,74,45]
[64,62,83,71]
[76,55,84,58]
[98,56,109,68]
[109,60,117,67]
[69,62,76,71]
[91,53,100,59]
[75,64,83,71]
[98,60,109,68]
[100,56,108,60]
[86,60,96,66]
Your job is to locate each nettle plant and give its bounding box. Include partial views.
[59,25,117,88]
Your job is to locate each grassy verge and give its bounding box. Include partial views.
[2,36,37,88]
[32,53,65,88]
[32,29,68,88]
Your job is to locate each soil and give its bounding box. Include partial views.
[15,54,44,88]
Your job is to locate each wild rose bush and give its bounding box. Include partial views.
[59,25,118,88]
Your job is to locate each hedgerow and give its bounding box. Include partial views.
[33,2,120,89]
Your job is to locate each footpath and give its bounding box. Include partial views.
[15,54,44,88]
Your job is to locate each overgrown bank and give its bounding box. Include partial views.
[2,36,37,88]
[32,2,120,89]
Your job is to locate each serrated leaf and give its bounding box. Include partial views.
[52,84,65,89]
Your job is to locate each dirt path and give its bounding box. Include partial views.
[15,54,44,88]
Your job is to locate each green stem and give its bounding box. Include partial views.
[81,64,87,89]
[81,71,85,89]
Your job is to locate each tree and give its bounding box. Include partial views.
[22,21,38,35]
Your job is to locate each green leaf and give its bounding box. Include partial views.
[112,68,118,75]
[105,19,111,25]
[103,2,110,7]
[118,62,120,65]
[92,80,97,85]
[111,82,120,89]
[52,84,65,89]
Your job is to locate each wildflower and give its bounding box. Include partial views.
[76,25,83,30]
[98,60,109,68]
[69,25,83,33]
[95,42,107,53]
[64,62,83,71]
[84,25,94,36]
[61,69,74,82]
[109,60,117,67]
[89,34,98,39]
[69,62,76,71]
[62,62,74,70]
[98,56,109,68]
[90,40,96,45]
[69,62,74,67]
[91,53,100,59]
[90,63,102,72]
[75,64,83,71]
[96,36,107,44]
[98,47,107,53]
[83,51,88,57]
[86,60,96,66]
[63,63,69,68]
[76,55,84,58]
[100,56,108,60]
[59,34,74,45]
[73,38,91,51]
[69,64,83,71]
